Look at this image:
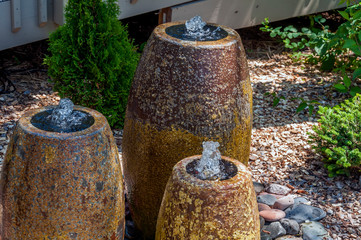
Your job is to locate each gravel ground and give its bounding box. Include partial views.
[1,22,361,239]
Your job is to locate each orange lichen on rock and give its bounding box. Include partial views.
[0,106,125,239]
[156,155,260,240]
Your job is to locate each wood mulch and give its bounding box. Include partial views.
[0,21,360,239]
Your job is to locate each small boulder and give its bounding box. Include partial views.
[286,204,326,223]
[260,216,265,230]
[301,221,330,240]
[258,203,272,211]
[274,196,294,210]
[253,181,265,193]
[267,184,291,195]
[275,235,302,240]
[265,221,287,239]
[261,230,272,240]
[280,218,300,235]
[257,194,277,206]
[294,197,310,205]
[259,209,286,222]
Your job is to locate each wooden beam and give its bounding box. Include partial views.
[38,0,47,27]
[10,0,21,32]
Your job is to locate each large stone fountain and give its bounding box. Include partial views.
[123,16,253,239]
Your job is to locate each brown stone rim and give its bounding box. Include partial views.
[172,155,252,190]
[19,106,107,139]
[155,21,240,48]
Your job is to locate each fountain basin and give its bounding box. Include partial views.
[0,106,124,239]
[123,20,252,238]
[156,155,260,239]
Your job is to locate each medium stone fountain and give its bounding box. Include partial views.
[123,16,253,238]
[0,99,125,239]
[156,141,260,239]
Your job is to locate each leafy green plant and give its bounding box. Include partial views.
[308,94,361,177]
[260,3,361,99]
[44,0,139,128]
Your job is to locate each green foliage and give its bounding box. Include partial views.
[308,94,361,177]
[44,0,139,128]
[260,3,361,101]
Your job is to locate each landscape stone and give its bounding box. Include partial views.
[259,192,285,199]
[280,218,300,235]
[275,235,302,240]
[274,196,295,210]
[301,221,330,240]
[265,221,287,239]
[261,230,272,240]
[259,209,286,222]
[294,197,310,205]
[267,184,291,195]
[286,204,326,223]
[253,181,265,193]
[257,194,277,206]
[259,203,272,211]
[260,216,265,229]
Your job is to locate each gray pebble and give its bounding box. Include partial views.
[301,221,331,240]
[286,204,326,223]
[265,221,286,239]
[260,216,265,230]
[293,197,309,205]
[280,218,299,235]
[253,181,265,194]
[267,184,291,195]
[257,194,277,206]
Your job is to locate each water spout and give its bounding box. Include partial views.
[165,16,228,41]
[195,141,224,180]
[31,98,94,133]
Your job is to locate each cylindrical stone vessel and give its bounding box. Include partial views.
[0,106,125,239]
[156,155,260,239]
[123,21,252,238]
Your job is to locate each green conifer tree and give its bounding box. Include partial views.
[45,0,139,128]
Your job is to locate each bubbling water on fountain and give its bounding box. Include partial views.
[31,98,94,133]
[194,141,226,180]
[165,16,228,41]
[184,16,222,41]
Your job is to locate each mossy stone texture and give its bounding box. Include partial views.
[156,155,260,239]
[0,106,125,239]
[123,21,252,238]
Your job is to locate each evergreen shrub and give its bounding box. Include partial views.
[309,94,361,177]
[44,0,139,128]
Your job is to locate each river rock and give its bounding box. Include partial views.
[267,184,291,195]
[280,218,300,235]
[294,197,310,205]
[261,230,272,240]
[286,204,326,223]
[274,196,294,210]
[301,221,330,240]
[257,194,277,206]
[259,203,272,211]
[253,181,265,193]
[259,209,286,222]
[265,221,286,239]
[259,192,285,199]
[260,216,265,229]
[275,235,302,240]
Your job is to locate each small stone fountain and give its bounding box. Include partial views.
[123,16,252,238]
[0,99,125,239]
[156,141,260,239]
